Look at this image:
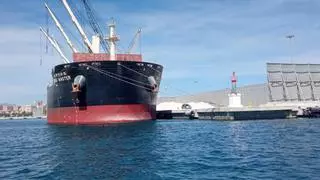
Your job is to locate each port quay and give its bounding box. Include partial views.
[157,63,320,120]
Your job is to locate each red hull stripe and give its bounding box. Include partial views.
[47,104,156,125]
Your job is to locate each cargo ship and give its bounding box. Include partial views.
[42,0,163,125]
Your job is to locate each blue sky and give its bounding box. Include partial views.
[1,0,320,104]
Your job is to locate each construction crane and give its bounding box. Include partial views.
[45,3,78,53]
[61,0,95,53]
[127,28,142,54]
[81,0,110,53]
[40,27,70,63]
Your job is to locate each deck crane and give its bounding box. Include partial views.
[127,28,142,54]
[81,0,110,53]
[45,3,78,53]
[60,0,95,53]
[40,27,70,63]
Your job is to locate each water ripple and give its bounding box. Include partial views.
[0,119,320,179]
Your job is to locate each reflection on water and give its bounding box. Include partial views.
[46,121,161,179]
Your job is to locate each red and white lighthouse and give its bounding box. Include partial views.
[228,72,243,108]
[231,72,237,94]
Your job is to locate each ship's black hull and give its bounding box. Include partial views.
[47,61,163,125]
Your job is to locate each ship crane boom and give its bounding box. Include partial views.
[127,28,142,54]
[81,0,109,53]
[61,0,94,53]
[40,27,70,63]
[45,3,78,53]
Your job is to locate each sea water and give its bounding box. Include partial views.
[0,119,319,179]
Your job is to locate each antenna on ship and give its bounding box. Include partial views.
[107,18,119,61]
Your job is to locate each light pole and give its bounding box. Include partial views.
[286,34,295,64]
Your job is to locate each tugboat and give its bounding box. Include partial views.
[41,0,163,125]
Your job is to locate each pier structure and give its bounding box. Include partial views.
[157,63,320,120]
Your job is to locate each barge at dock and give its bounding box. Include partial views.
[157,107,297,120]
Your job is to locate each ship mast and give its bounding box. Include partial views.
[107,20,119,60]
[45,3,78,53]
[40,27,70,63]
[61,0,95,53]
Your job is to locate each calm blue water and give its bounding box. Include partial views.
[0,119,320,179]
